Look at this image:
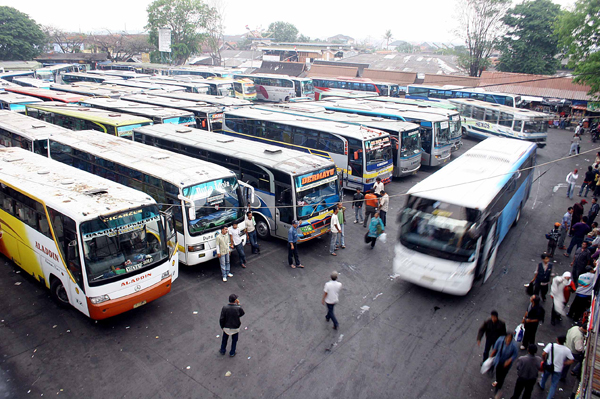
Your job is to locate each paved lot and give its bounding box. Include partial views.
[0,127,596,399]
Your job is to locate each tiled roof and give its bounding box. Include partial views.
[362,69,417,85]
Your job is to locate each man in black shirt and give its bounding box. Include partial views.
[579,166,596,197]
[477,310,507,361]
[510,344,542,399]
[219,294,245,357]
[352,188,364,224]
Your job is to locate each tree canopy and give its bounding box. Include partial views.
[557,0,600,97]
[267,21,299,42]
[0,6,45,61]
[497,0,561,75]
[146,0,210,64]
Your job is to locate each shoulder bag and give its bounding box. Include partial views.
[543,344,554,373]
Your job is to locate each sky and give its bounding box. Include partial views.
[0,0,577,45]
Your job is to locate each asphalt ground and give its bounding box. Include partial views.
[0,126,597,399]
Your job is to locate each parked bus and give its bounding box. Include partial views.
[86,70,152,80]
[393,138,536,295]
[151,91,253,107]
[50,83,128,98]
[169,67,244,78]
[12,77,52,89]
[368,96,458,111]
[25,103,153,138]
[63,82,150,96]
[407,84,522,108]
[0,109,67,153]
[312,77,400,98]
[61,72,122,84]
[257,103,422,177]
[0,147,177,319]
[0,70,35,82]
[449,98,548,147]
[133,124,340,242]
[45,129,253,266]
[35,64,83,82]
[133,77,211,94]
[0,91,43,113]
[80,97,196,126]
[234,74,314,102]
[319,99,452,167]
[4,86,88,103]
[162,74,257,100]
[210,77,257,101]
[121,93,225,131]
[223,107,394,190]
[311,88,377,101]
[102,79,185,92]
[98,62,170,75]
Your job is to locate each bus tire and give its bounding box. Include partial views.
[50,277,70,308]
[284,96,290,102]
[513,204,522,226]
[462,127,467,137]
[255,216,271,240]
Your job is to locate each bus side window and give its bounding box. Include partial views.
[499,112,513,127]
[513,120,523,132]
[347,138,363,177]
[473,107,485,120]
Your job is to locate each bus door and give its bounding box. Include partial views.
[160,207,178,281]
[346,138,364,189]
[275,182,293,236]
[419,124,433,166]
[294,81,302,98]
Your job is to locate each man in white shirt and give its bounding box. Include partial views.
[322,271,342,330]
[245,211,260,254]
[228,222,247,269]
[379,190,390,226]
[562,324,586,380]
[373,177,384,197]
[539,335,574,398]
[330,208,342,256]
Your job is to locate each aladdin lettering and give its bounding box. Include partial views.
[36,242,59,261]
[121,272,152,287]
[301,169,335,185]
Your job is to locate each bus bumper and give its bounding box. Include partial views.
[392,245,475,296]
[451,140,463,152]
[298,215,332,242]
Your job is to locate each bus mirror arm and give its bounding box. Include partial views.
[177,195,196,222]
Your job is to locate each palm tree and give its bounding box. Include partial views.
[384,29,393,49]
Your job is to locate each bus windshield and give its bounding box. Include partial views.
[244,84,256,94]
[401,129,421,157]
[164,116,195,125]
[524,120,547,133]
[182,177,244,235]
[375,85,390,96]
[365,137,392,168]
[302,81,314,95]
[80,205,168,285]
[435,122,451,146]
[399,197,480,262]
[450,119,462,139]
[217,84,234,97]
[36,71,53,81]
[294,169,340,220]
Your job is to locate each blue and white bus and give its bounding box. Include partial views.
[407,84,522,108]
[393,137,537,295]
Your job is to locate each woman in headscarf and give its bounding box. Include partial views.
[550,272,573,325]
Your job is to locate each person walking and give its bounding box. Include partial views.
[565,219,591,257]
[566,169,579,199]
[476,310,507,361]
[373,177,384,196]
[379,190,390,227]
[363,190,378,228]
[538,336,574,399]
[337,202,346,250]
[366,211,385,249]
[245,211,260,255]
[288,220,303,269]
[563,324,586,380]
[550,272,573,325]
[228,222,247,269]
[579,166,596,197]
[521,295,545,351]
[557,207,573,250]
[567,266,595,322]
[546,223,561,258]
[352,188,364,224]
[490,333,519,399]
[572,199,587,226]
[322,270,342,330]
[216,226,233,282]
[219,294,245,357]
[509,344,542,399]
[589,198,600,225]
[571,241,592,285]
[532,254,553,301]
[330,207,342,256]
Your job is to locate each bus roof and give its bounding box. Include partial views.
[87,70,152,79]
[225,106,392,140]
[25,103,153,126]
[134,124,336,176]
[334,98,459,118]
[63,72,123,81]
[236,73,310,81]
[312,76,394,85]
[370,97,458,111]
[12,77,52,88]
[4,87,89,103]
[80,97,195,120]
[103,79,185,92]
[37,63,79,71]
[256,103,421,133]
[152,91,252,107]
[0,147,156,220]
[0,91,44,105]
[121,93,223,113]
[50,83,124,98]
[447,98,548,118]
[48,129,236,188]
[320,99,449,123]
[0,110,70,140]
[66,82,151,95]
[408,137,536,209]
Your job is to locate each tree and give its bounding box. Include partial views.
[395,41,414,53]
[297,34,310,43]
[455,0,510,76]
[146,0,211,65]
[557,0,600,97]
[497,0,561,75]
[43,26,86,53]
[205,1,225,66]
[267,21,298,43]
[0,6,45,60]
[90,31,155,62]
[383,30,393,49]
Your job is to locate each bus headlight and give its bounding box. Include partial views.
[365,178,374,183]
[451,266,475,278]
[161,271,170,280]
[187,244,205,252]
[89,294,110,304]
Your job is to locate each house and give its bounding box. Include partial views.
[327,34,355,45]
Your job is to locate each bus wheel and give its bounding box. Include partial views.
[513,204,522,226]
[255,217,271,240]
[284,96,290,102]
[50,278,70,308]
[462,127,467,137]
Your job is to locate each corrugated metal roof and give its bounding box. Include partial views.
[253,61,306,77]
[422,74,480,88]
[340,53,463,75]
[479,71,592,101]
[362,69,417,85]
[307,65,358,78]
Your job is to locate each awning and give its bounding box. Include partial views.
[572,105,587,110]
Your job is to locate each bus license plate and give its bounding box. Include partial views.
[133,300,147,309]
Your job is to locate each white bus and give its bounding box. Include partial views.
[169,67,245,79]
[312,77,400,98]
[133,124,340,242]
[45,129,254,266]
[234,74,315,102]
[50,83,130,98]
[448,98,548,148]
[86,70,152,80]
[0,109,66,154]
[393,138,537,295]
[257,103,423,177]
[61,72,122,84]
[151,90,253,108]
[0,147,178,319]
[223,107,395,191]
[102,79,186,92]
[407,84,522,108]
[35,64,83,82]
[0,91,43,113]
[133,77,212,95]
